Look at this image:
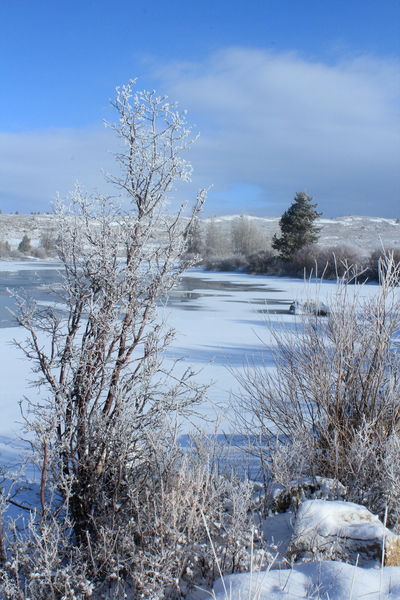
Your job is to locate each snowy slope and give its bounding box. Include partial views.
[1,213,400,253]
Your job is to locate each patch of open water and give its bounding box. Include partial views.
[0,264,293,327]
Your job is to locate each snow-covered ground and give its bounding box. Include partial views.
[1,264,398,599]
[162,269,379,429]
[0,265,381,435]
[210,561,400,599]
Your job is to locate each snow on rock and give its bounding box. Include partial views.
[288,499,400,566]
[212,561,400,599]
[270,477,346,513]
[288,300,329,316]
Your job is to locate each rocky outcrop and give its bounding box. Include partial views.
[288,499,400,566]
[289,300,329,316]
[270,476,346,513]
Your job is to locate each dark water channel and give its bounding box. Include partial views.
[0,264,64,327]
[0,264,291,328]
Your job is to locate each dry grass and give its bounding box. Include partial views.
[385,536,400,566]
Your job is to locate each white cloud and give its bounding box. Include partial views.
[154,48,400,216]
[1,48,399,216]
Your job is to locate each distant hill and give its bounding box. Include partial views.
[0,213,399,255]
[203,215,400,253]
[0,214,58,250]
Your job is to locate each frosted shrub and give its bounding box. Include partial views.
[0,437,268,599]
[0,513,93,600]
[246,249,276,274]
[121,446,268,597]
[234,254,400,523]
[383,433,400,531]
[268,433,315,488]
[204,253,248,272]
[291,244,365,279]
[0,240,11,258]
[368,247,400,282]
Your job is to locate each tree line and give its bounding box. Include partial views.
[188,193,399,281]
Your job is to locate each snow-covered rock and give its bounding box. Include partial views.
[270,476,346,513]
[288,499,400,566]
[289,300,329,316]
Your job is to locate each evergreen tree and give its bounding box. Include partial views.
[272,192,322,260]
[18,234,32,253]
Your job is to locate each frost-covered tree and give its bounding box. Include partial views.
[204,218,232,257]
[39,229,58,255]
[231,215,265,256]
[185,215,204,256]
[272,192,321,261]
[0,239,11,257]
[3,83,272,600]
[13,80,207,547]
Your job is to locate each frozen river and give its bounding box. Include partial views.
[0,261,377,437]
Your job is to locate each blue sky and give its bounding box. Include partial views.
[0,0,399,216]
